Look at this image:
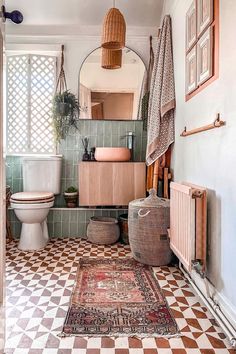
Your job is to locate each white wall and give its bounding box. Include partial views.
[162,0,236,316]
[80,63,144,92]
[80,60,145,119]
[6,35,152,112]
[65,37,151,96]
[20,37,150,96]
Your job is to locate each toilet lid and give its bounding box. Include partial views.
[10,191,54,204]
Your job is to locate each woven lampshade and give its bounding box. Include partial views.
[102,48,122,69]
[101,8,126,50]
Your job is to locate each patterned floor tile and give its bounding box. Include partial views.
[4,238,236,353]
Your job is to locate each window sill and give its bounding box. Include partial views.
[6,153,62,158]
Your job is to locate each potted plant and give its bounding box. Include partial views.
[52,90,79,144]
[64,186,78,208]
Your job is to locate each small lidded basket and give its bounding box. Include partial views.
[128,189,172,266]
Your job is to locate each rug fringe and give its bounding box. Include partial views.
[58,332,181,339]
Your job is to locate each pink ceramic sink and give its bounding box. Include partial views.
[95,147,131,162]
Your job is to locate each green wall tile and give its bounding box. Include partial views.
[78,223,87,238]
[13,163,21,179]
[62,222,70,237]
[13,179,21,193]
[69,210,78,223]
[9,207,128,240]
[62,210,70,222]
[14,222,21,238]
[48,223,54,237]
[54,222,62,238]
[104,134,112,147]
[53,210,62,222]
[97,122,104,135]
[47,211,53,222]
[85,210,94,221]
[70,223,78,237]
[78,210,86,223]
[6,118,142,240]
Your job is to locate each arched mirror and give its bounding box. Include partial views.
[79,47,146,120]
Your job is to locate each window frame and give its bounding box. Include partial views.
[185,0,219,101]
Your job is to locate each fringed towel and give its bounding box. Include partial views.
[146,15,175,166]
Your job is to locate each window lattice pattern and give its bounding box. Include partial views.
[7,56,29,153]
[7,55,56,154]
[30,55,55,153]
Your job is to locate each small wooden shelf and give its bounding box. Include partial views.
[180,114,226,137]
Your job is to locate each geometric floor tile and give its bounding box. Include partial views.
[4,238,236,354]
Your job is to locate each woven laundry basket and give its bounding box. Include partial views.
[128,188,172,266]
[87,216,120,245]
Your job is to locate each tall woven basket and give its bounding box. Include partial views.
[128,189,172,266]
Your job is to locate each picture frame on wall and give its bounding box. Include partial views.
[186,46,197,94]
[186,0,197,51]
[197,0,214,37]
[185,0,218,99]
[197,27,213,85]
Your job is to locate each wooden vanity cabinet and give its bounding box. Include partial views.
[78,162,146,206]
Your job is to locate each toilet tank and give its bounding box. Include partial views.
[23,155,62,195]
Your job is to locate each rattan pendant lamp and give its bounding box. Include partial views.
[101,0,126,50]
[101,48,122,69]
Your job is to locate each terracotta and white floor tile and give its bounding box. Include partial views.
[5,238,236,353]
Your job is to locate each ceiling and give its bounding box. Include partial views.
[5,0,164,35]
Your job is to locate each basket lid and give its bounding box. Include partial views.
[129,188,170,208]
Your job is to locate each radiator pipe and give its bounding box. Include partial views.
[179,262,236,348]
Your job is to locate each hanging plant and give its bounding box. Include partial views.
[52,90,79,142]
[52,45,79,144]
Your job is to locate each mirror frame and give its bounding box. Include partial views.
[78,46,147,121]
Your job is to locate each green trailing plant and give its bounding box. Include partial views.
[65,186,78,193]
[52,90,79,144]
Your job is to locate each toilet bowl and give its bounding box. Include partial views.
[10,155,62,251]
[10,192,54,251]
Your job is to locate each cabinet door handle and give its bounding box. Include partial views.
[138,209,151,218]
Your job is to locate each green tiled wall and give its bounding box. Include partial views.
[6,156,23,194]
[8,208,128,239]
[56,120,146,206]
[6,120,146,207]
[6,119,145,239]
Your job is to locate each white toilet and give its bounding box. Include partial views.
[10,156,62,251]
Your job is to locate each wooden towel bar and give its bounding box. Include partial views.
[180,113,226,137]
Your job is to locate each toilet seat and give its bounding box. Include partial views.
[10,191,54,204]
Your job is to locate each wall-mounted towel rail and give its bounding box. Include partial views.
[180,113,226,137]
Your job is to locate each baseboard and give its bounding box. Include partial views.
[180,264,236,347]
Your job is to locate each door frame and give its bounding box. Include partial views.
[0,1,5,351]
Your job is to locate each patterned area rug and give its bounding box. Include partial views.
[61,258,179,337]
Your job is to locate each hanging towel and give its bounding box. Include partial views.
[146,15,175,166]
[137,36,154,131]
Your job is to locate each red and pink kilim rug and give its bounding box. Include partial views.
[61,258,179,337]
